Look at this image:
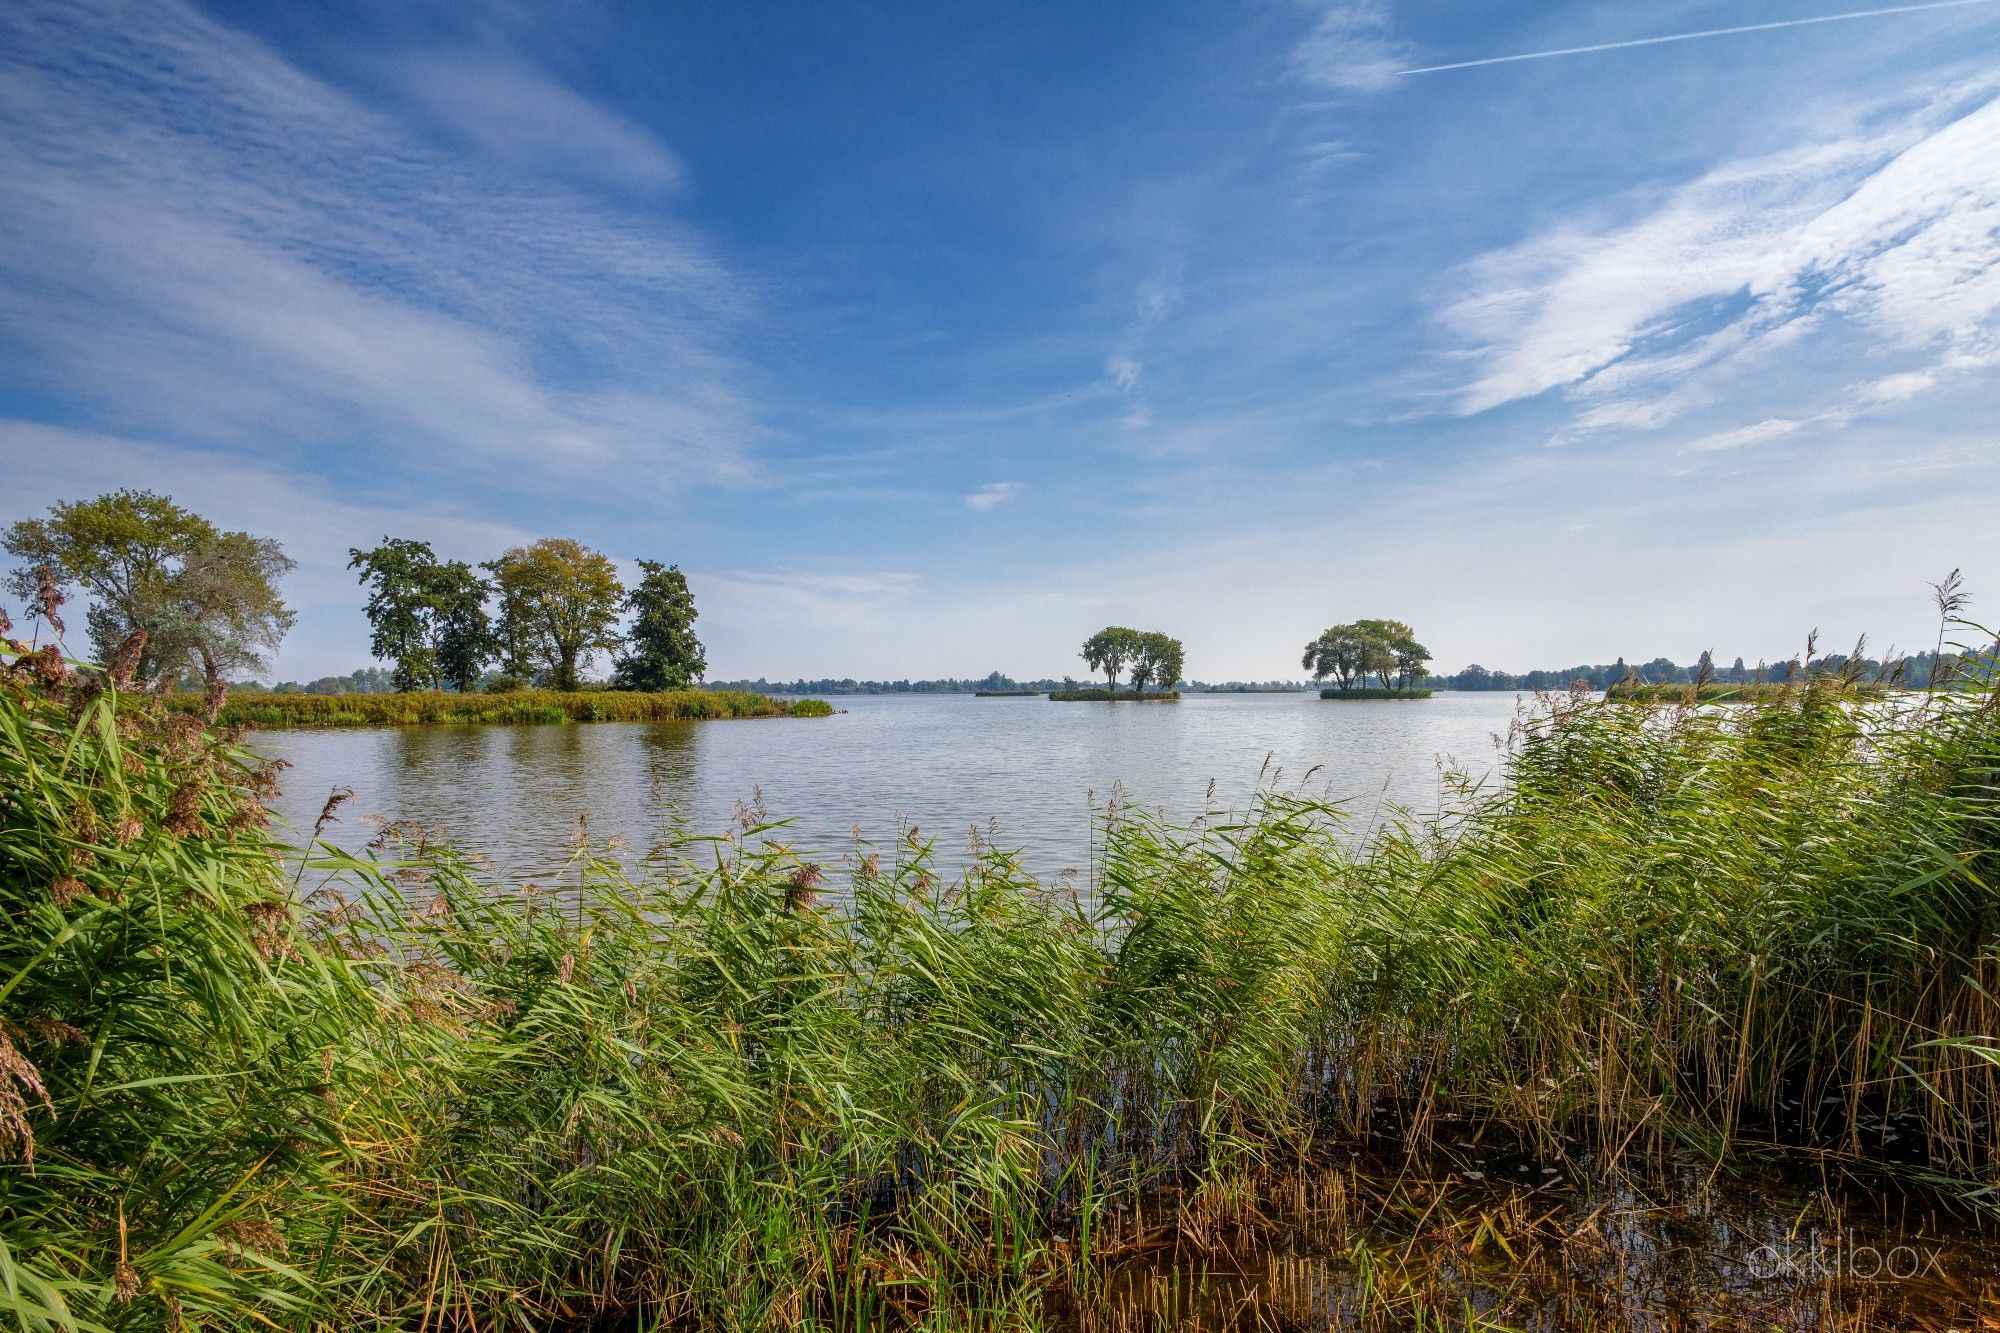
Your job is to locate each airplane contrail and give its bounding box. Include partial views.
[1398,0,2000,75]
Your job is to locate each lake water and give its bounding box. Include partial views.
[254,691,1535,885]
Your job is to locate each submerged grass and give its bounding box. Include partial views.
[4,634,2000,1329]
[163,687,833,729]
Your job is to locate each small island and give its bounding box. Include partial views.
[1058,626,1185,700]
[1303,619,1433,699]
[1319,685,1432,700]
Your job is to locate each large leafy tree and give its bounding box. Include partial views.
[152,532,297,690]
[431,561,496,693]
[1081,626,1142,694]
[4,490,293,689]
[1129,631,1185,696]
[348,539,494,692]
[1302,625,1368,688]
[485,539,624,691]
[613,560,706,691]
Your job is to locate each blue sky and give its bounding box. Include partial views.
[4,0,1998,681]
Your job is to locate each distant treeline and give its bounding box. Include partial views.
[255,653,1986,700]
[235,667,398,695]
[1428,647,1981,692]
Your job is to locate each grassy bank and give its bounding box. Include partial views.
[1048,688,1181,701]
[6,647,2000,1329]
[1317,685,1432,699]
[166,686,833,728]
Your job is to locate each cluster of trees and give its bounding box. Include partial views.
[1080,626,1186,695]
[1302,619,1431,689]
[0,491,710,699]
[350,538,706,693]
[3,490,294,692]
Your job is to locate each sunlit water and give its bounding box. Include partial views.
[253,691,1535,884]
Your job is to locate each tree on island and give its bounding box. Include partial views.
[1304,619,1429,690]
[349,538,495,691]
[486,539,625,691]
[4,489,294,692]
[1081,626,1141,693]
[1352,618,1429,688]
[1302,624,1367,688]
[1129,631,1185,695]
[613,560,706,690]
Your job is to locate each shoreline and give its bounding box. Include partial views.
[169,686,833,729]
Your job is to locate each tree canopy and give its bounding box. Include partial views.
[485,539,625,691]
[1303,619,1430,690]
[613,560,706,691]
[1128,631,1186,695]
[349,539,494,692]
[1081,627,1140,693]
[1082,626,1184,695]
[4,490,294,689]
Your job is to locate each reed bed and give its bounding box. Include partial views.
[1605,680,1896,702]
[4,638,2000,1330]
[163,687,833,729]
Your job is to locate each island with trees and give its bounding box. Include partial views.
[1303,618,1433,698]
[4,491,828,727]
[1053,626,1186,699]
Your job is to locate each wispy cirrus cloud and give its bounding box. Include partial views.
[1442,86,2000,446]
[0,0,757,492]
[382,48,685,194]
[963,481,1025,511]
[1288,0,1410,94]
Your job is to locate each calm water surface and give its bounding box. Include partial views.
[254,691,1534,883]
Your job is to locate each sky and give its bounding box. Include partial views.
[3,0,1998,682]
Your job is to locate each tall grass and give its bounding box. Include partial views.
[164,687,833,729]
[4,636,2000,1329]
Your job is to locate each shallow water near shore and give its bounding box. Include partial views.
[1068,1145,2000,1331]
[253,690,1530,883]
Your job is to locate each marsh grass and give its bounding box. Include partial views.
[5,625,2000,1330]
[1605,680,1895,702]
[165,688,833,729]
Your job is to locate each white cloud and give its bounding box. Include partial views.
[1858,370,1939,402]
[1289,1,1409,93]
[0,0,756,492]
[1106,354,1143,393]
[1101,272,1180,429]
[384,49,684,193]
[1684,417,1806,453]
[1445,91,2000,437]
[963,482,1025,511]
